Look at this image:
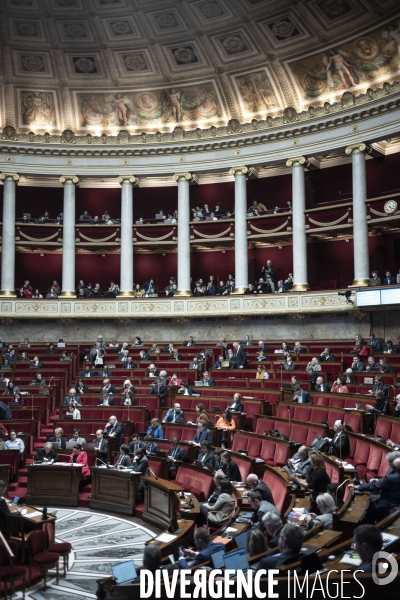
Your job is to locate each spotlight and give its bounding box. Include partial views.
[338,290,354,304]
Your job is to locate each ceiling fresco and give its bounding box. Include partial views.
[0,0,399,136]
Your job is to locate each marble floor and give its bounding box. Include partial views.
[11,508,157,600]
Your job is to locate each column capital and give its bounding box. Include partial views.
[173,172,193,183]
[59,175,79,186]
[229,166,248,177]
[345,143,371,156]
[118,175,139,186]
[0,173,19,184]
[286,156,309,168]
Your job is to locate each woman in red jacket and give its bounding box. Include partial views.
[69,444,90,478]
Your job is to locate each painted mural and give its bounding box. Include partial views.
[21,91,57,126]
[76,82,223,128]
[287,18,400,104]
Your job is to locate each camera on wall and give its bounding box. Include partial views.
[338,290,354,304]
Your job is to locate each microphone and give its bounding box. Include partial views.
[49,376,55,387]
[335,479,348,510]
[96,457,111,468]
[147,466,158,480]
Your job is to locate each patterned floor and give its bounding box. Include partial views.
[12,508,156,599]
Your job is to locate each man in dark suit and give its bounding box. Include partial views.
[129,434,146,454]
[99,379,116,395]
[191,421,212,445]
[177,527,225,569]
[143,436,160,456]
[228,393,244,412]
[131,546,161,584]
[257,341,269,353]
[352,457,400,522]
[183,336,196,347]
[233,342,247,368]
[97,365,113,377]
[168,437,186,477]
[353,525,383,573]
[314,376,331,393]
[30,356,44,369]
[248,492,280,535]
[63,388,82,406]
[0,402,12,420]
[149,379,168,404]
[34,442,59,463]
[163,403,185,423]
[139,350,150,360]
[189,357,203,372]
[283,356,296,370]
[257,524,304,570]
[197,441,215,468]
[178,383,194,395]
[81,366,94,377]
[242,336,253,347]
[199,372,215,386]
[98,392,115,406]
[324,421,350,458]
[93,429,109,463]
[291,385,312,404]
[246,474,275,505]
[383,271,396,285]
[352,356,366,372]
[320,348,335,362]
[263,512,284,548]
[103,416,124,450]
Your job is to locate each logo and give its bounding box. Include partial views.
[371,551,398,585]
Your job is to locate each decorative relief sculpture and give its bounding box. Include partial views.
[21,91,56,126]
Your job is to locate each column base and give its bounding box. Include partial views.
[232,287,248,295]
[175,290,192,297]
[0,290,16,298]
[60,291,77,298]
[292,284,309,292]
[118,291,134,297]
[349,279,369,288]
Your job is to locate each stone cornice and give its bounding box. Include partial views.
[0,172,19,183]
[172,173,194,183]
[117,176,139,186]
[345,143,372,156]
[286,157,310,168]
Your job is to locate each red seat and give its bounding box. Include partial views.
[325,462,340,484]
[27,530,59,590]
[290,424,307,444]
[262,470,287,512]
[0,540,26,599]
[247,438,262,458]
[163,426,182,440]
[375,418,392,440]
[234,456,251,482]
[260,440,276,462]
[329,397,345,408]
[347,439,369,467]
[175,466,213,502]
[310,408,328,424]
[272,444,288,467]
[343,412,361,433]
[313,397,326,406]
[232,434,248,454]
[293,406,312,422]
[43,521,72,578]
[255,418,275,436]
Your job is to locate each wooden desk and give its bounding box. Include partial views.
[90,467,141,516]
[26,463,82,506]
[143,476,182,531]
[8,502,57,537]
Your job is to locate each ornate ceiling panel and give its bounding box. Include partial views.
[0,0,399,138]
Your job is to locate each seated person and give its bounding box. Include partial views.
[366,390,390,415]
[114,444,132,469]
[146,418,163,439]
[121,390,135,406]
[69,444,90,477]
[66,402,81,419]
[248,491,279,535]
[129,434,145,453]
[304,493,335,530]
[227,393,244,413]
[99,378,116,395]
[63,388,82,406]
[131,448,149,476]
[131,546,161,583]
[98,392,115,406]
[324,420,350,458]
[33,373,46,386]
[290,453,331,499]
[367,375,388,397]
[34,442,59,463]
[291,384,312,404]
[188,403,208,425]
[262,511,284,548]
[76,380,88,395]
[246,474,275,504]
[5,430,25,454]
[215,409,236,446]
[177,382,194,395]
[199,372,215,386]
[196,481,235,527]
[197,441,215,468]
[350,457,400,522]
[163,403,184,423]
[221,450,240,481]
[330,376,349,394]
[49,426,67,449]
[314,376,331,393]
[177,527,225,569]
[81,365,94,377]
[168,437,186,477]
[286,445,311,482]
[191,420,212,445]
[327,482,345,510]
[257,524,304,570]
[284,356,295,370]
[352,525,383,573]
[143,435,160,456]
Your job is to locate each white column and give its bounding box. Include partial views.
[345,143,370,287]
[60,175,79,298]
[286,157,309,291]
[118,176,137,297]
[173,173,193,296]
[0,173,19,297]
[229,166,248,293]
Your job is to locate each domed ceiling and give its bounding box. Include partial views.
[1,0,400,137]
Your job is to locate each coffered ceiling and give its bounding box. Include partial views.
[1,0,400,136]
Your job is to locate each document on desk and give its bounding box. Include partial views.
[25,511,42,519]
[156,533,177,543]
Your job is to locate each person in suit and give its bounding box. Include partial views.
[290,453,331,499]
[263,511,284,548]
[320,347,335,362]
[168,437,186,477]
[221,451,240,481]
[189,357,203,372]
[196,480,235,527]
[383,340,397,354]
[286,446,311,483]
[246,474,275,505]
[30,356,44,369]
[0,402,12,420]
[142,279,156,295]
[293,342,306,354]
[233,342,247,368]
[70,428,86,447]
[146,418,164,439]
[92,430,108,462]
[103,416,124,450]
[169,349,183,361]
[352,356,366,372]
[149,379,168,404]
[367,375,388,397]
[242,335,253,347]
[163,403,185,423]
[183,336,196,347]
[34,442,59,463]
[197,441,215,468]
[227,393,244,413]
[49,427,67,450]
[199,372,215,386]
[143,435,160,456]
[257,524,304,570]
[291,385,312,404]
[76,380,89,395]
[63,388,82,406]
[98,392,115,407]
[177,383,194,395]
[131,546,162,583]
[248,492,280,535]
[367,334,382,351]
[324,420,350,458]
[114,444,132,469]
[366,390,390,416]
[146,364,160,377]
[353,525,383,573]
[383,271,396,285]
[81,366,94,377]
[177,527,225,569]
[96,365,112,377]
[191,420,212,445]
[99,378,116,395]
[69,444,90,477]
[365,356,380,372]
[351,458,400,522]
[283,356,296,370]
[129,434,146,454]
[314,376,331,393]
[139,350,150,360]
[131,449,149,475]
[212,355,225,369]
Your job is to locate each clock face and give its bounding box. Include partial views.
[384,200,398,214]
